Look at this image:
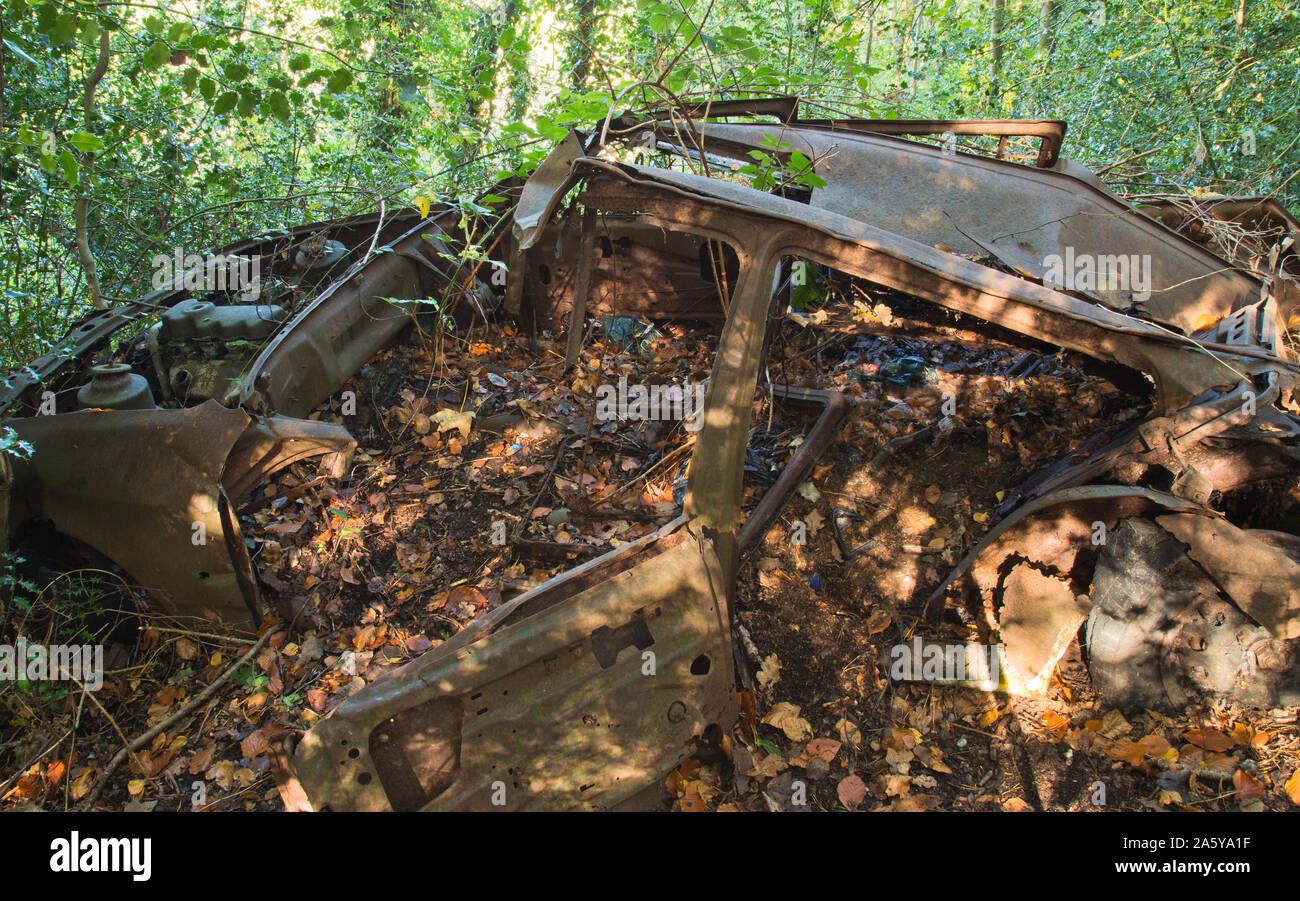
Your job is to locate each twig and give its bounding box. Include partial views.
[80,625,279,810]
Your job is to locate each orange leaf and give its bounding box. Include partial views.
[1183,728,1233,752]
[866,610,892,635]
[1233,769,1264,801]
[1285,769,1300,806]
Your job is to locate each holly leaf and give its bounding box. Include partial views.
[67,131,103,153]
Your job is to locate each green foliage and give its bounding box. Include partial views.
[1,0,1296,369]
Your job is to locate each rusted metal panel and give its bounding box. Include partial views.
[7,401,260,623]
[664,121,1263,334]
[1156,514,1300,640]
[530,217,727,331]
[222,416,356,505]
[573,160,1297,411]
[292,528,735,810]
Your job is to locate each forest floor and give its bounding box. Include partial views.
[3,293,1299,812]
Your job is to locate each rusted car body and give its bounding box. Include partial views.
[4,99,1298,809]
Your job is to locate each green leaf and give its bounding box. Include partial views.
[223,62,249,82]
[36,4,57,33]
[67,131,104,153]
[144,40,170,68]
[267,90,291,122]
[199,76,216,100]
[212,91,239,115]
[288,52,311,72]
[47,13,79,45]
[58,149,78,187]
[326,68,354,93]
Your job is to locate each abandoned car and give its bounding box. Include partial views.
[3,98,1299,810]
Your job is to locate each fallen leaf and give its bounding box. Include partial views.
[837,774,868,810]
[1042,711,1070,740]
[915,745,952,774]
[756,654,781,692]
[1183,728,1234,752]
[1098,709,1131,739]
[762,702,813,742]
[835,718,862,746]
[1284,769,1300,805]
[1233,769,1264,801]
[865,610,892,635]
[431,408,475,439]
[187,744,216,776]
[805,738,842,763]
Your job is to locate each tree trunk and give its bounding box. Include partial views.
[990,0,1005,103]
[76,24,111,310]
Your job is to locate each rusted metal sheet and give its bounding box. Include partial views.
[238,214,462,419]
[1156,514,1300,640]
[292,527,735,810]
[572,159,1297,411]
[658,121,1264,334]
[222,416,356,505]
[1086,517,1300,709]
[530,217,728,332]
[6,401,260,623]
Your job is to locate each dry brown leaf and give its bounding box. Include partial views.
[835,718,862,746]
[1098,709,1132,739]
[805,738,842,763]
[1233,769,1264,801]
[837,774,868,810]
[1183,728,1234,752]
[762,702,812,742]
[865,610,892,635]
[187,743,216,776]
[915,745,953,774]
[1284,769,1300,806]
[1042,711,1070,740]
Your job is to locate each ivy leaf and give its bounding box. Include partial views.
[67,131,104,153]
